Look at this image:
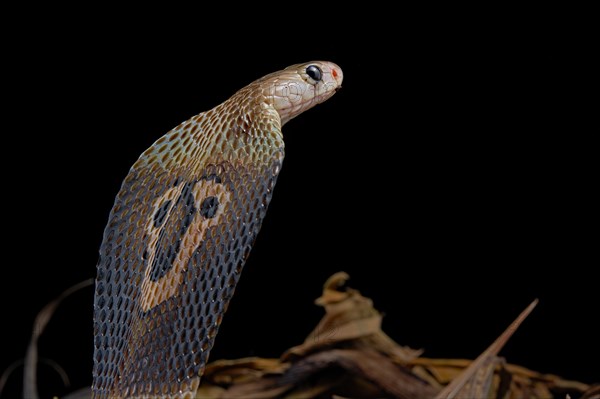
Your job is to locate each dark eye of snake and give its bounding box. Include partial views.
[306,65,322,82]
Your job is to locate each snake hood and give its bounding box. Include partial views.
[92,61,342,398]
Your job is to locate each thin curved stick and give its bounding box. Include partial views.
[0,359,23,395]
[23,278,93,399]
[0,358,72,398]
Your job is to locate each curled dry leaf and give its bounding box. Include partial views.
[282,271,423,363]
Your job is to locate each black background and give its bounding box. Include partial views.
[2,6,596,398]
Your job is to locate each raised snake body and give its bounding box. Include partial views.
[92,62,343,398]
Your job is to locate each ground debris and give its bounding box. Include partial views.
[196,272,595,399]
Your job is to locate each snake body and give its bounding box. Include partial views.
[92,62,343,398]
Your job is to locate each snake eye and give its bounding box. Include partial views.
[306,65,322,82]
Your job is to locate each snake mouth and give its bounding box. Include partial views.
[314,88,339,104]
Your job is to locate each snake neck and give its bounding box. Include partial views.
[177,89,283,174]
[219,87,282,140]
[133,84,284,175]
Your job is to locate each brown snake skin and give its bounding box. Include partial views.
[92,62,343,398]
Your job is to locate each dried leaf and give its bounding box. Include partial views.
[434,299,539,399]
[284,271,421,363]
[581,385,600,399]
[202,357,286,385]
[455,355,502,399]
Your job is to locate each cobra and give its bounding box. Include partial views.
[92,62,343,398]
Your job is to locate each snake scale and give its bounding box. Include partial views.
[92,61,343,398]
